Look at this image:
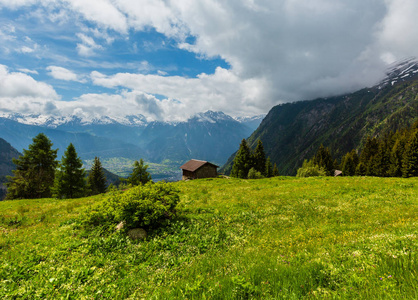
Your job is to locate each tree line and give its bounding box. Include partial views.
[298,121,418,178]
[231,139,279,179]
[5,133,151,200]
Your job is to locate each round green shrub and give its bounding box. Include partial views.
[82,182,180,231]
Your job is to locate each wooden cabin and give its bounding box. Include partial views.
[180,159,219,180]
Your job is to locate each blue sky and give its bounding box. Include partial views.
[0,1,417,121]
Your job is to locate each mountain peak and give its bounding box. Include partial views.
[377,57,418,88]
[190,111,235,123]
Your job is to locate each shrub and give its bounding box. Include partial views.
[82,182,180,231]
[247,168,264,179]
[296,160,327,177]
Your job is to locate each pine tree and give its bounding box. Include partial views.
[374,135,392,177]
[265,157,273,178]
[312,144,334,176]
[389,135,406,177]
[402,130,418,178]
[272,163,280,177]
[6,133,58,199]
[341,149,358,176]
[359,136,379,176]
[231,139,253,178]
[87,157,107,195]
[53,143,86,199]
[128,159,152,185]
[253,140,267,175]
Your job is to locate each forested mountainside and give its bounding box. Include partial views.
[222,60,418,175]
[0,138,21,200]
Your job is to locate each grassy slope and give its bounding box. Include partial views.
[0,177,417,299]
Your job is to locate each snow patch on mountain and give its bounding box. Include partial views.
[0,113,148,128]
[377,57,418,89]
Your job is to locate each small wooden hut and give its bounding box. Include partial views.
[180,159,218,180]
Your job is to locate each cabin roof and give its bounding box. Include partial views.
[180,159,219,172]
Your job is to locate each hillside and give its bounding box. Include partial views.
[0,138,21,200]
[222,60,418,175]
[0,118,145,161]
[0,177,416,298]
[143,111,255,165]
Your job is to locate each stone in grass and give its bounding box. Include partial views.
[116,221,125,231]
[127,228,147,240]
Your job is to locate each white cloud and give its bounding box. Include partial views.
[64,0,128,33]
[90,67,269,119]
[76,33,103,56]
[0,65,58,99]
[46,65,87,83]
[18,68,39,75]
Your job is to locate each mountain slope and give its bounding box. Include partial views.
[0,118,146,161]
[143,111,255,165]
[0,138,21,200]
[221,60,418,175]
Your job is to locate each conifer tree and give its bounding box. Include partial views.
[128,159,152,185]
[358,136,379,176]
[374,135,392,177]
[341,149,359,176]
[272,163,280,177]
[6,133,58,199]
[253,140,267,175]
[87,157,107,195]
[265,157,273,178]
[389,135,407,177]
[402,130,418,178]
[312,144,334,176]
[231,139,253,178]
[53,143,86,199]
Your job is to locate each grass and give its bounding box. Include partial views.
[0,176,417,299]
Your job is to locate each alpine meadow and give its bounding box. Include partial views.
[0,177,417,298]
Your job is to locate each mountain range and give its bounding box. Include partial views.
[221,58,418,175]
[0,111,265,178]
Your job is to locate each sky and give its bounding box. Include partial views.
[0,0,418,122]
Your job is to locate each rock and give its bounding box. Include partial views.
[115,221,125,231]
[127,228,147,240]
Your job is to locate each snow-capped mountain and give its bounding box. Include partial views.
[377,57,418,88]
[0,113,148,128]
[0,110,264,166]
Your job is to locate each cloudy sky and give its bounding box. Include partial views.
[0,0,417,121]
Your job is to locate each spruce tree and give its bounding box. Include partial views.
[312,144,334,176]
[87,157,107,195]
[341,149,358,176]
[128,159,152,185]
[272,163,280,177]
[253,140,267,175]
[402,130,418,178]
[359,137,379,176]
[6,133,58,199]
[53,143,86,199]
[389,136,406,177]
[265,157,273,178]
[231,139,253,178]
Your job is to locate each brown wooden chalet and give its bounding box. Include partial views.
[180,159,219,180]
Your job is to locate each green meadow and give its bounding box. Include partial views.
[0,177,417,299]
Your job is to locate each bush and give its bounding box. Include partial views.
[82,182,180,231]
[296,160,327,177]
[247,168,264,179]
